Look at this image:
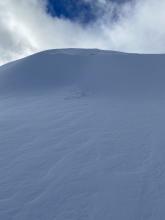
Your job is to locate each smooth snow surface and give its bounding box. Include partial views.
[1,49,165,220]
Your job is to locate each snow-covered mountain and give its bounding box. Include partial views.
[1,49,165,220]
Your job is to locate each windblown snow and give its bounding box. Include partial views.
[0,49,165,220]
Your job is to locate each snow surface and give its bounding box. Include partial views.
[0,49,165,219]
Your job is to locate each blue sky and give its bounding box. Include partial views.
[47,0,97,23]
[46,0,129,23]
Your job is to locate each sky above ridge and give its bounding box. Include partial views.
[0,0,165,65]
[46,0,130,23]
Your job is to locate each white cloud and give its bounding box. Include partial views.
[0,0,165,65]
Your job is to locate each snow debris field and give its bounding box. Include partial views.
[0,49,165,219]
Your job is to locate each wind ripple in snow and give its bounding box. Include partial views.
[0,49,165,219]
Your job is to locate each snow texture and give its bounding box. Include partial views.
[0,49,165,220]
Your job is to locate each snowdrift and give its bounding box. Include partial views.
[0,49,165,220]
[1,49,165,97]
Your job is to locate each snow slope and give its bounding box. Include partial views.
[0,49,165,220]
